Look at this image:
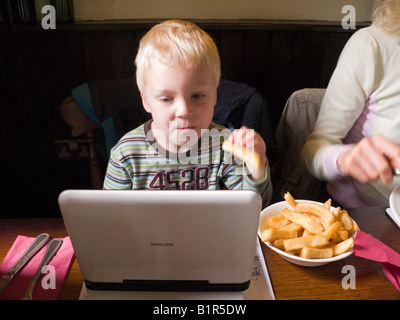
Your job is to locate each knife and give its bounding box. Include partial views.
[0,233,50,294]
[21,238,63,300]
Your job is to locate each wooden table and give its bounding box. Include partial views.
[1,206,399,300]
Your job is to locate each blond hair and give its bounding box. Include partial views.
[372,0,400,32]
[135,20,221,92]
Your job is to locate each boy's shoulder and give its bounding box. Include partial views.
[208,122,226,131]
[206,122,231,136]
[112,121,150,150]
[124,122,147,137]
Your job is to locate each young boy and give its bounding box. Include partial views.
[103,19,272,207]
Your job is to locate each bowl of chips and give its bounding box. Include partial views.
[258,193,358,267]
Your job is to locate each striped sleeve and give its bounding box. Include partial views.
[103,148,133,189]
[220,152,273,208]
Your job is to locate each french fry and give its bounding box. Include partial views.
[261,228,297,242]
[273,239,285,250]
[337,230,349,241]
[332,237,354,256]
[322,221,342,240]
[301,247,333,259]
[283,235,329,251]
[222,140,261,170]
[331,235,344,243]
[331,206,341,218]
[265,214,289,229]
[351,221,359,233]
[280,208,324,234]
[284,192,297,208]
[309,214,322,225]
[302,229,313,237]
[340,210,354,232]
[280,222,303,232]
[323,198,331,209]
[296,202,335,229]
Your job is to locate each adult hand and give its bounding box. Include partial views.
[337,135,400,185]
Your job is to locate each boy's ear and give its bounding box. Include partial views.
[141,92,151,113]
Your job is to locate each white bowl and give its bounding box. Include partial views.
[389,184,400,226]
[258,200,355,267]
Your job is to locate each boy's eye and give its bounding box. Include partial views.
[192,94,205,99]
[160,97,173,102]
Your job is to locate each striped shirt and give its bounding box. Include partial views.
[104,120,272,207]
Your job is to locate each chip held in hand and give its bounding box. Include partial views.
[222,140,261,170]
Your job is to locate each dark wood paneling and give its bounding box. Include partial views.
[84,31,112,80]
[242,30,272,93]
[109,30,136,78]
[219,30,246,81]
[322,32,351,85]
[292,31,326,89]
[0,20,364,218]
[51,31,88,98]
[268,31,296,125]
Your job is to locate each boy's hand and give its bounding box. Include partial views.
[224,126,267,181]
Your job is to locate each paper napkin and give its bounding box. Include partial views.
[0,236,75,300]
[353,230,400,291]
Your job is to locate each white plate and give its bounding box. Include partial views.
[258,200,355,267]
[389,184,400,227]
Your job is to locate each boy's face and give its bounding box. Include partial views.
[141,59,218,153]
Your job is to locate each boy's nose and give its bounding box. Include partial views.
[176,99,193,118]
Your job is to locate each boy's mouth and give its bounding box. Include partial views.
[177,126,196,130]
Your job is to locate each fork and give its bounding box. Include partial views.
[21,239,62,300]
